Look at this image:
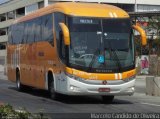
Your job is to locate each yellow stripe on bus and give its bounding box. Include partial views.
[66,67,136,80]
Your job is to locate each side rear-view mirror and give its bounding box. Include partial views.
[59,23,70,46]
[132,25,147,46]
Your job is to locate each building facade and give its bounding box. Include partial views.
[0,0,160,64]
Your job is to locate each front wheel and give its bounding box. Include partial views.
[48,79,59,100]
[102,96,114,103]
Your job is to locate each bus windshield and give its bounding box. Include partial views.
[68,17,134,73]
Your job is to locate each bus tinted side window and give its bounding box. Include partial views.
[8,26,12,44]
[12,25,17,44]
[11,14,53,44]
[42,14,53,45]
[12,23,24,44]
[27,20,35,44]
[18,23,24,44]
[24,18,42,44]
[35,17,42,42]
[54,12,65,54]
[24,22,29,44]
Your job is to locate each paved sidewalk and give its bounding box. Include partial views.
[136,75,147,80]
[135,75,146,94]
[0,65,7,80]
[0,65,4,72]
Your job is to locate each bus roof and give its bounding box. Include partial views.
[16,2,129,23]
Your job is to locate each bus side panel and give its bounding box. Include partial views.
[33,42,45,89]
[34,41,57,89]
[7,45,17,82]
[20,44,33,86]
[7,67,16,82]
[19,41,58,90]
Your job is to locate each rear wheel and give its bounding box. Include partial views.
[102,96,114,103]
[16,70,25,91]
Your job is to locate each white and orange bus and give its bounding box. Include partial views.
[7,2,147,102]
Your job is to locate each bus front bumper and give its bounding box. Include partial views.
[62,76,135,96]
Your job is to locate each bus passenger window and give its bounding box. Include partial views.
[34,17,42,42]
[42,14,53,45]
[24,22,29,44]
[12,23,24,44]
[54,12,65,58]
[27,21,35,44]
[11,25,16,44]
[18,23,24,44]
[8,26,12,44]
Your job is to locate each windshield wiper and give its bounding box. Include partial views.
[87,48,100,72]
[107,40,121,72]
[112,49,121,72]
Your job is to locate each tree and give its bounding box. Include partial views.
[147,16,160,55]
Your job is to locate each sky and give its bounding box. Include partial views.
[0,0,11,5]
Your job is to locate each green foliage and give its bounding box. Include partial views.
[0,104,48,119]
[148,16,160,35]
[142,16,160,55]
[135,36,141,55]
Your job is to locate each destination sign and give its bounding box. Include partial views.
[72,18,99,24]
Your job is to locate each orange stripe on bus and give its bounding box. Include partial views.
[66,67,136,80]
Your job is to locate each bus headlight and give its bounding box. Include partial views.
[65,72,84,82]
[70,85,79,91]
[123,75,135,82]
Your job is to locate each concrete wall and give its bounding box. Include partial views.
[0,19,13,29]
[137,0,160,5]
[0,35,8,43]
[137,5,160,12]
[51,0,160,5]
[25,3,39,15]
[0,50,6,65]
[0,0,43,14]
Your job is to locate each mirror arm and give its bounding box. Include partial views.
[132,25,147,46]
[59,23,70,45]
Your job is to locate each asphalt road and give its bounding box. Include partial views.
[0,72,160,118]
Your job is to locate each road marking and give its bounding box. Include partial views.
[141,102,160,107]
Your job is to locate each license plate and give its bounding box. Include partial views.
[98,88,110,92]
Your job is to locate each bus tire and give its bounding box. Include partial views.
[16,70,25,91]
[102,95,114,103]
[48,73,58,100]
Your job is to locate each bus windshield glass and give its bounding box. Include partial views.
[68,17,134,73]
